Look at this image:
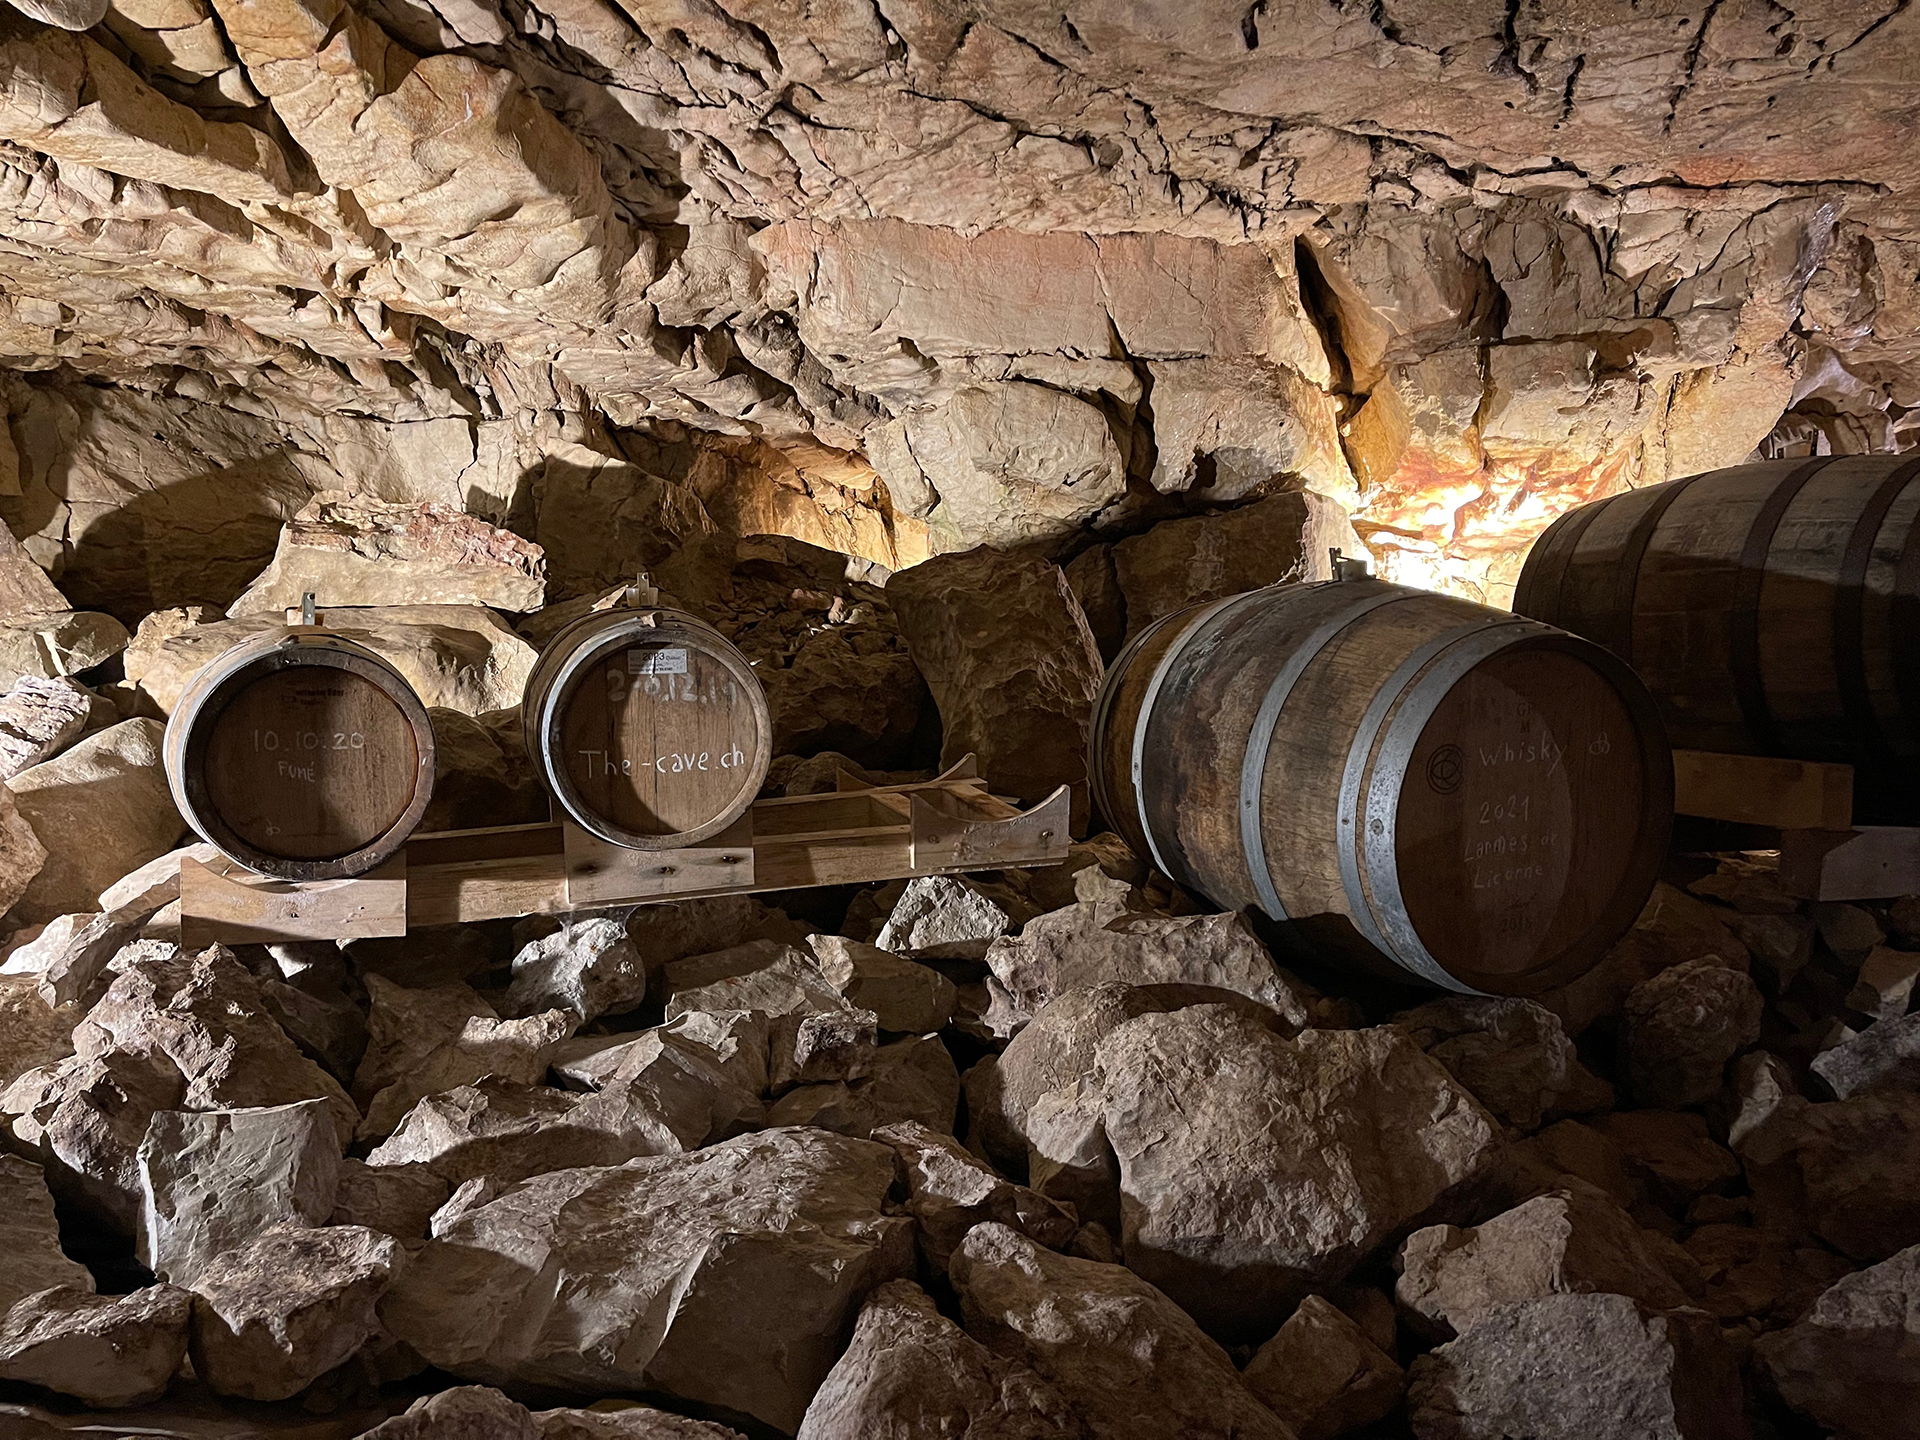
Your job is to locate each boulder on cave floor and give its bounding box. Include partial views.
[875,874,1037,963]
[1406,1293,1748,1440]
[1394,1187,1696,1342]
[796,1278,1085,1440]
[1242,1293,1404,1440]
[1755,1241,1920,1440]
[765,1033,960,1137]
[0,1283,190,1408]
[0,1154,94,1311]
[950,1221,1292,1440]
[1620,959,1763,1109]
[807,933,956,1034]
[379,1127,913,1436]
[188,1224,402,1403]
[983,902,1321,1039]
[0,675,92,780]
[874,1119,1077,1273]
[1393,994,1609,1131]
[360,1384,750,1438]
[1094,1006,1501,1341]
[502,915,648,1023]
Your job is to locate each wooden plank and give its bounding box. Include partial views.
[181,854,407,946]
[1672,749,1853,830]
[563,815,753,906]
[1780,826,1920,901]
[912,784,1070,871]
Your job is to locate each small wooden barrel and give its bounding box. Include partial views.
[1089,577,1672,995]
[164,630,436,881]
[523,606,771,848]
[1515,455,1920,818]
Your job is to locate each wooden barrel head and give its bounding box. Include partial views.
[1393,644,1652,989]
[553,637,764,841]
[201,666,422,862]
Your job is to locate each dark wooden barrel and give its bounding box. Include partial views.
[524,605,771,848]
[1514,455,1920,817]
[1089,576,1672,995]
[164,629,436,880]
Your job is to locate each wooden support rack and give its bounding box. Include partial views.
[179,757,1071,946]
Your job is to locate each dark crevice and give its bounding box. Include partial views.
[1663,0,1725,135]
[1241,1,1266,49]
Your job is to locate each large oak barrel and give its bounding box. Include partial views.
[1514,456,1920,818]
[1089,576,1672,995]
[164,629,437,880]
[524,605,771,848]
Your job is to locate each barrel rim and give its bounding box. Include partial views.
[1365,629,1673,997]
[171,634,436,882]
[528,607,772,850]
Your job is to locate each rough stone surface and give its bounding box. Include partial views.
[0,676,91,781]
[363,1386,750,1438]
[766,1034,961,1138]
[5,718,179,924]
[984,905,1316,1040]
[1406,1294,1747,1440]
[1095,1008,1501,1340]
[503,917,648,1023]
[1395,1189,1693,1342]
[888,549,1103,827]
[1755,1243,1920,1440]
[328,1159,451,1247]
[662,942,847,1024]
[1593,1112,1741,1215]
[0,976,74,1092]
[1394,996,1605,1132]
[0,1155,93,1310]
[1242,1294,1405,1440]
[188,1224,402,1402]
[381,1128,913,1435]
[1810,1011,1920,1099]
[875,1120,1077,1273]
[136,1099,343,1286]
[950,1222,1292,1440]
[1737,1088,1920,1262]
[876,876,1034,963]
[229,494,546,615]
[0,1283,190,1408]
[1621,960,1764,1109]
[808,935,955,1035]
[796,1278,1083,1440]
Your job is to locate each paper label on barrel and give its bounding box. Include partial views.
[628,648,687,675]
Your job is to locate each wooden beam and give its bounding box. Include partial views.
[1671,749,1853,830]
[180,854,407,947]
[1780,827,1920,901]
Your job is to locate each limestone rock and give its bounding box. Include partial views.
[421,707,545,834]
[364,1385,751,1438]
[1242,1294,1405,1440]
[1394,995,1605,1132]
[1621,960,1763,1108]
[807,934,955,1034]
[1023,1078,1122,1235]
[1541,884,1749,1037]
[128,608,537,717]
[1725,911,1815,995]
[353,974,578,1142]
[189,1224,402,1402]
[1737,1089,1920,1262]
[381,1128,914,1435]
[967,981,1291,1174]
[1810,1011,1920,1098]
[0,1284,189,1407]
[1755,1243,1920,1440]
[553,1009,771,1109]
[503,916,648,1022]
[29,840,216,1009]
[1682,1223,1854,1324]
[366,1077,710,1188]
[1096,1009,1501,1340]
[0,976,74,1092]
[984,905,1315,1039]
[951,1222,1292,1440]
[534,444,733,605]
[1395,1189,1693,1343]
[1811,901,1886,960]
[1406,1294,1746,1440]
[767,1033,960,1137]
[229,494,546,615]
[3,1047,185,1231]
[1112,492,1360,639]
[876,875,1034,962]
[1847,945,1920,1025]
[796,1278,1084,1440]
[0,1155,93,1311]
[0,676,91,780]
[1509,1120,1643,1211]
[5,718,177,924]
[662,941,846,1023]
[875,1119,1077,1272]
[888,548,1103,827]
[1592,1112,1740,1214]
[0,612,130,692]
[328,1159,450,1246]
[136,1099,343,1286]
[768,1006,878,1092]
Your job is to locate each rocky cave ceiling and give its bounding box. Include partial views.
[0,0,1915,608]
